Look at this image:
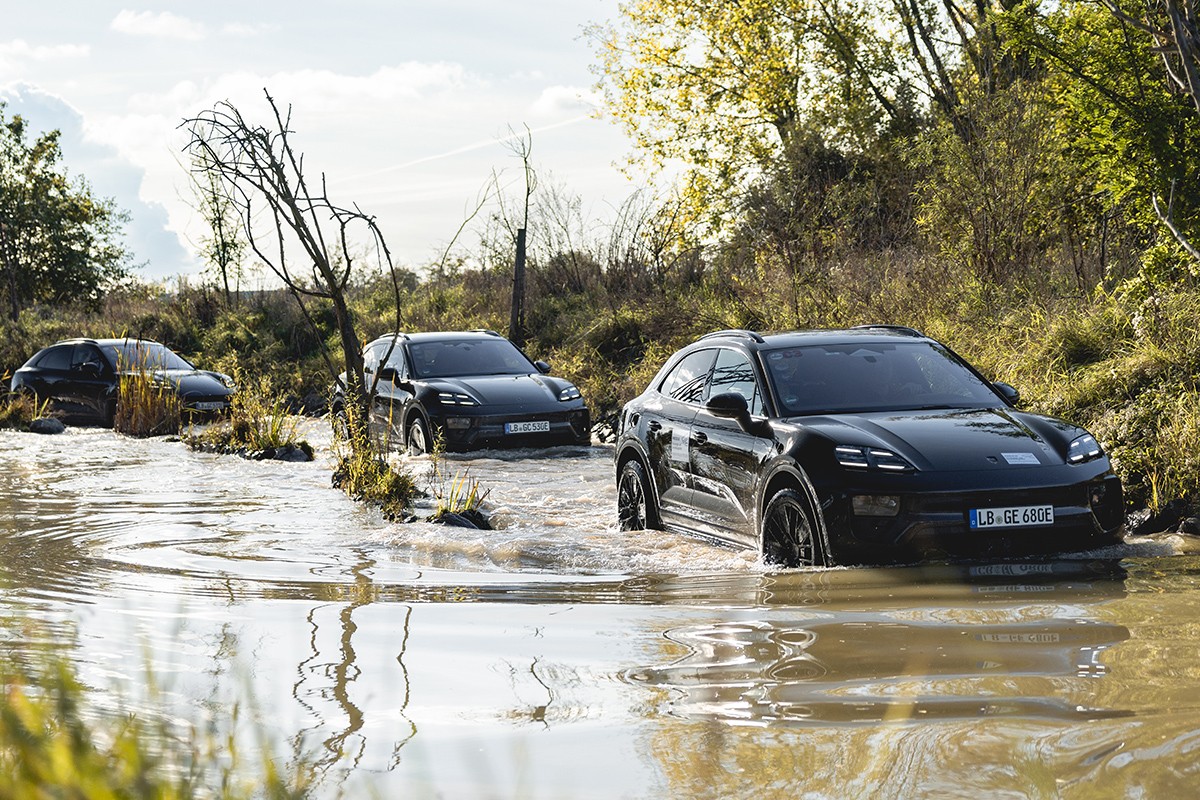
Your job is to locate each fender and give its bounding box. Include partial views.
[757,459,833,566]
[615,438,663,516]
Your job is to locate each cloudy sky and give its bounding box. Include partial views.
[1,1,634,282]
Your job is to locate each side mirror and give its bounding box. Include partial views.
[993,381,1021,407]
[534,360,552,374]
[705,392,769,436]
[377,367,400,384]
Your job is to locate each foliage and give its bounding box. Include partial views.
[0,655,312,799]
[329,402,417,520]
[0,102,131,321]
[187,369,312,458]
[113,369,182,437]
[0,390,52,429]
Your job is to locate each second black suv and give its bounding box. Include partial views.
[333,330,590,453]
[614,327,1124,567]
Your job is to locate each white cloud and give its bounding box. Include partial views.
[111,10,207,41]
[0,39,88,73]
[0,39,89,60]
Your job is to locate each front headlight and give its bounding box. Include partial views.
[558,384,582,402]
[437,391,478,406]
[835,444,916,472]
[1067,433,1103,464]
[217,372,236,389]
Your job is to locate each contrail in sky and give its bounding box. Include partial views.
[333,114,593,184]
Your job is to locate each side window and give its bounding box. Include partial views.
[35,346,73,371]
[658,349,716,405]
[381,342,407,378]
[71,344,107,373]
[363,344,383,375]
[708,348,764,416]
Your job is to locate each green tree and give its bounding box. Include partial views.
[0,103,130,320]
[589,0,895,232]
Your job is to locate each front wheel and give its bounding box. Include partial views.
[617,459,659,531]
[762,488,824,568]
[406,415,431,455]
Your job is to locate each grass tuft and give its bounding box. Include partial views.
[113,370,182,437]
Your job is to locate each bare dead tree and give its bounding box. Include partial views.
[183,89,403,450]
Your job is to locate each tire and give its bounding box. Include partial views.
[617,459,659,531]
[762,488,824,568]
[406,415,430,455]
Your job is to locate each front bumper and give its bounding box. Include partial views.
[434,407,591,451]
[824,471,1124,565]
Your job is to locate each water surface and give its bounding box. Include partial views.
[2,424,1199,797]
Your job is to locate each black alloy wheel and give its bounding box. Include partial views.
[406,415,430,455]
[762,488,823,568]
[617,459,657,531]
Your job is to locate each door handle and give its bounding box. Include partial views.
[692,431,708,445]
[647,420,662,432]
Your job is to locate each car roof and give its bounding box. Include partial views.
[695,325,932,350]
[48,337,168,348]
[365,330,507,347]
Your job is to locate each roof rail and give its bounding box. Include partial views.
[851,324,925,337]
[699,328,766,344]
[468,329,502,337]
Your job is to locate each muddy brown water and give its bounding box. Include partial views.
[3,422,1200,797]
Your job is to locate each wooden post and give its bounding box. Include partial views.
[510,227,526,347]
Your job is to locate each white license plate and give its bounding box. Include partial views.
[505,420,549,434]
[970,505,1054,529]
[192,401,226,411]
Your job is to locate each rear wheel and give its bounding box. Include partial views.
[406,415,430,455]
[617,459,658,531]
[762,488,823,568]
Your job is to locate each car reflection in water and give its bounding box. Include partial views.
[624,560,1132,726]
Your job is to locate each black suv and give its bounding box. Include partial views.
[333,330,590,453]
[10,337,235,425]
[614,327,1124,567]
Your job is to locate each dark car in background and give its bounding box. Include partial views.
[333,330,590,453]
[614,326,1125,568]
[10,337,235,425]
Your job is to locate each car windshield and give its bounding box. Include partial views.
[763,341,1001,415]
[101,341,194,372]
[408,338,535,378]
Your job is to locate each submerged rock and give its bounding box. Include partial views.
[428,509,491,529]
[28,417,66,435]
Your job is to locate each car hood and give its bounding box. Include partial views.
[130,369,234,399]
[793,407,1085,471]
[429,374,574,410]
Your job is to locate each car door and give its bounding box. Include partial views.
[67,343,115,420]
[689,348,775,545]
[366,339,414,441]
[28,345,78,413]
[643,348,716,525]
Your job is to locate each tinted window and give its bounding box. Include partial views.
[659,349,716,405]
[100,341,193,371]
[764,341,999,415]
[708,348,764,415]
[35,346,73,371]
[408,338,533,378]
[71,344,107,372]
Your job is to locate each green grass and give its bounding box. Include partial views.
[0,391,53,430]
[0,655,313,799]
[113,370,182,437]
[187,370,312,459]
